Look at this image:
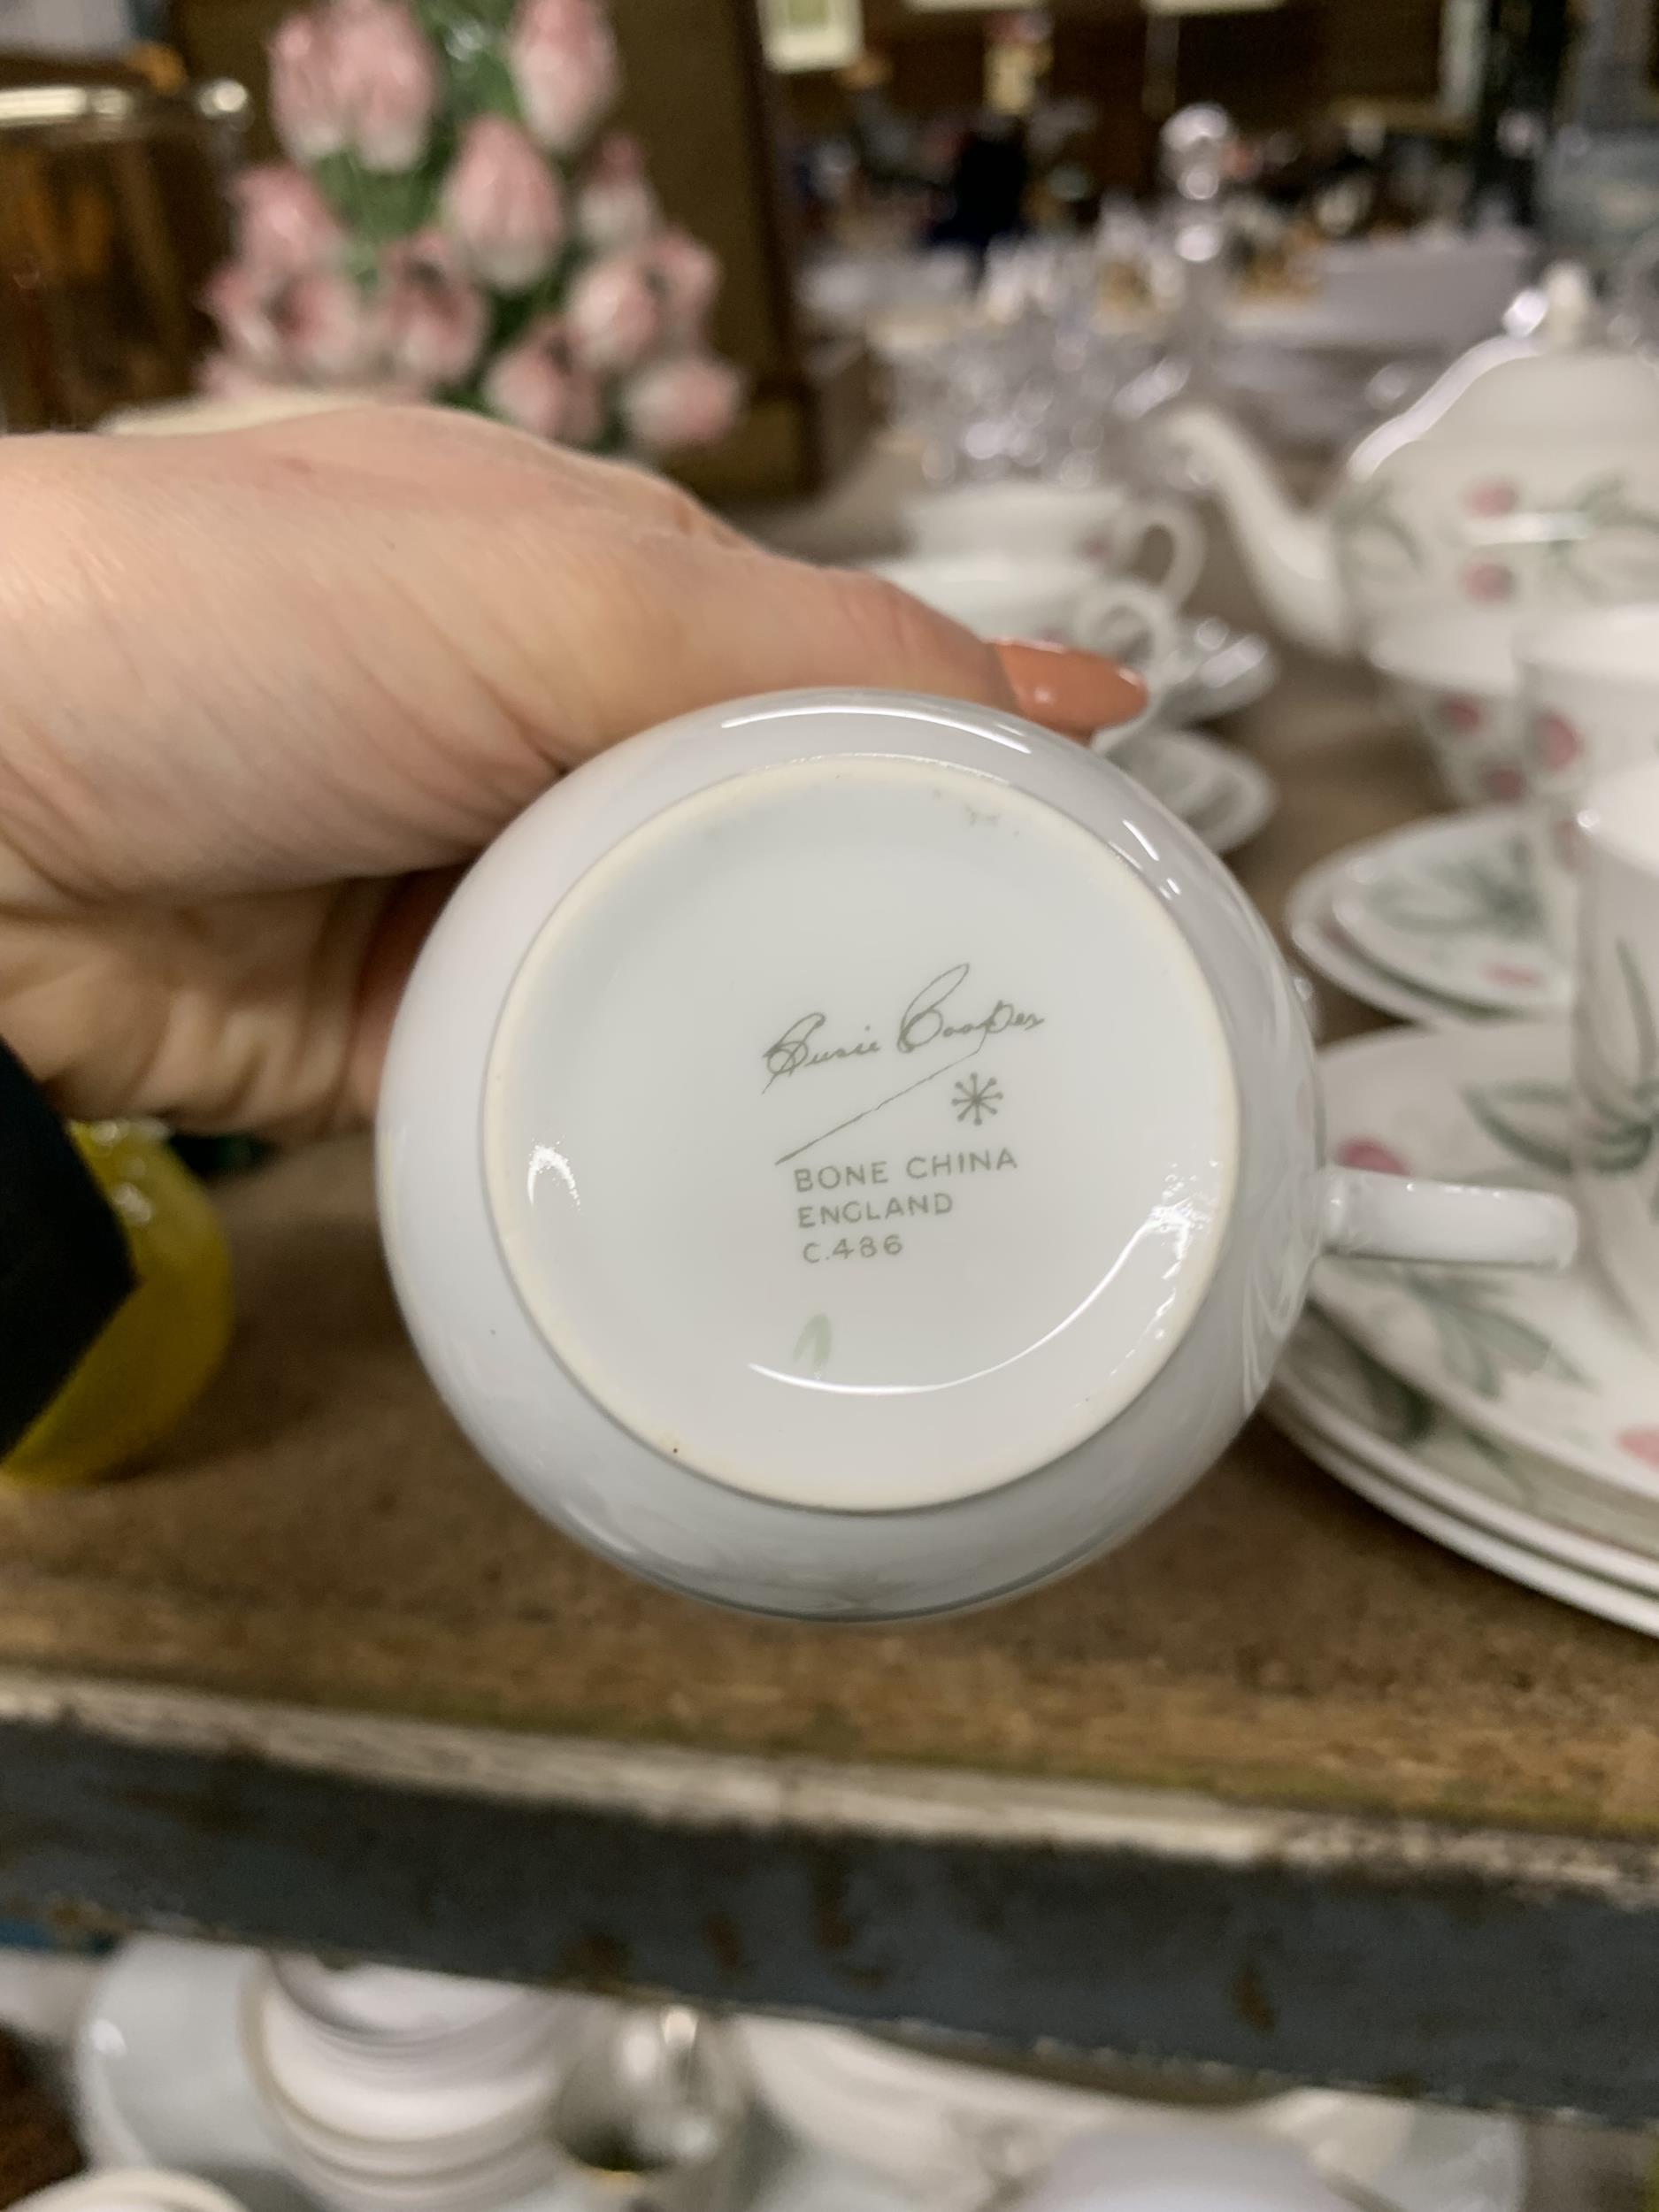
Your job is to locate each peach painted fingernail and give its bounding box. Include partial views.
[994,638,1148,738]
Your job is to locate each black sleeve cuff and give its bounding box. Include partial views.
[0,1040,135,1456]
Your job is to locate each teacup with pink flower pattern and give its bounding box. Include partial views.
[1366,606,1525,809]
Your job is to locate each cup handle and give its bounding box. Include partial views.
[1071,578,1179,749]
[1107,499,1207,608]
[1319,1167,1578,1267]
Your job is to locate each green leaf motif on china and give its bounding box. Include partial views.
[1332,477,1425,572]
[1461,1078,1573,1179]
[1294,1308,1435,1446]
[1368,834,1544,944]
[1391,1270,1587,1401]
[1577,941,1659,1202]
[1542,474,1659,597]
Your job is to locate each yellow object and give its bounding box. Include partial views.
[3,1122,234,1488]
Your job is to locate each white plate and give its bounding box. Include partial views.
[1174,733,1278,856]
[736,2014,1409,2203]
[737,2016,1524,2212]
[1284,855,1501,1029]
[1274,1401,1659,1640]
[1313,1022,1659,1503]
[1271,1309,1659,1590]
[73,1941,314,2212]
[1115,726,1228,823]
[1327,810,1570,1016]
[1162,618,1281,725]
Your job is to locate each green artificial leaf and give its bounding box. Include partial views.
[447,41,521,123]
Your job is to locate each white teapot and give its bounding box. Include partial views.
[379,689,1574,1620]
[1155,271,1659,658]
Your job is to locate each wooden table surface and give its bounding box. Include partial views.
[0,452,1654,1858]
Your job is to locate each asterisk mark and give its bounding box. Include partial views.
[953,1074,1002,1125]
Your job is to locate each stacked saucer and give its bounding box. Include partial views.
[81,1944,752,2212]
[1270,1014,1659,1634]
[1286,808,1563,1027]
[242,1959,582,2212]
[1111,727,1278,858]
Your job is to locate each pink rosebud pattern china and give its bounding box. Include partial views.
[1310,1023,1659,1509]
[1157,277,1659,659]
[1322,810,1570,1018]
[1285,855,1505,1030]
[1275,1307,1659,1585]
[1363,609,1526,810]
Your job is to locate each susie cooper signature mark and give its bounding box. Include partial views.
[762,964,1043,1089]
[765,964,1045,1166]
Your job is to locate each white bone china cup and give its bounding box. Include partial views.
[378,689,1578,1621]
[864,556,1179,741]
[899,480,1206,607]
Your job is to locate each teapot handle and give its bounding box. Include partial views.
[1319,1168,1577,1268]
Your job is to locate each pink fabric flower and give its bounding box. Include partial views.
[508,0,618,155]
[1534,710,1583,773]
[379,230,487,389]
[198,350,283,401]
[646,227,719,338]
[233,165,344,279]
[1438,693,1484,736]
[1335,1138,1409,1175]
[1480,764,1526,803]
[329,0,437,172]
[1464,479,1517,518]
[269,12,348,164]
[482,314,596,442]
[567,250,661,372]
[1463,560,1515,603]
[623,354,741,451]
[204,262,286,373]
[442,116,565,293]
[277,269,383,383]
[576,133,657,251]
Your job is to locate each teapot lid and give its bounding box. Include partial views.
[1350,260,1659,471]
[478,701,1239,1514]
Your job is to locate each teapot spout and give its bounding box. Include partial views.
[1155,404,1353,658]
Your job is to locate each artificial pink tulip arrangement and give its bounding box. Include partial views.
[202,0,743,456]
